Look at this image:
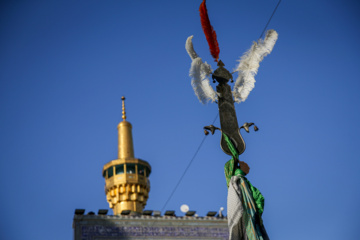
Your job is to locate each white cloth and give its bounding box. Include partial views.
[227,175,248,240]
[227,175,269,240]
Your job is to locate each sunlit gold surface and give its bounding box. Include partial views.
[117,121,134,159]
[103,158,151,214]
[102,97,151,215]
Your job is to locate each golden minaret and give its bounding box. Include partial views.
[102,96,151,214]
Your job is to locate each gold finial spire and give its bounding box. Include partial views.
[121,96,126,121]
[118,96,134,159]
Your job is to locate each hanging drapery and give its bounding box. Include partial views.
[223,133,269,240]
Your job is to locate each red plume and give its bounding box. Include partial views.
[199,0,220,62]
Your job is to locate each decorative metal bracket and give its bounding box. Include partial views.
[240,122,259,133]
[204,125,221,135]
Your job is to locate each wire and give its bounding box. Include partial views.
[160,113,218,213]
[259,0,282,39]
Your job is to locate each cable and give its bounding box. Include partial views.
[160,113,218,213]
[259,0,282,39]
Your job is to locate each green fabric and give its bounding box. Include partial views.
[222,132,265,216]
[223,132,242,188]
[237,177,268,239]
[244,178,264,216]
[224,158,245,187]
[222,132,239,158]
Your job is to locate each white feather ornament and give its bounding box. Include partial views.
[233,30,278,103]
[186,36,218,104]
[185,36,199,60]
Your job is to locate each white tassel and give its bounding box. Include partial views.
[233,30,278,103]
[186,36,217,104]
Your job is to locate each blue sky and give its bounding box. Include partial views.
[1,0,360,239]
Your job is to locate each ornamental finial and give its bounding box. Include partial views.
[121,96,126,121]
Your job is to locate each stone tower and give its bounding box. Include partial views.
[102,96,151,214]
